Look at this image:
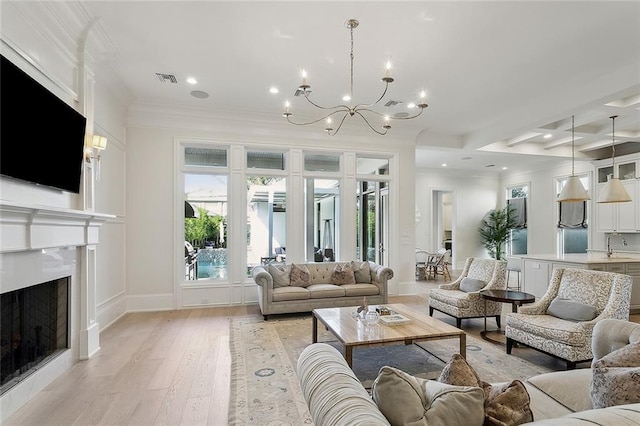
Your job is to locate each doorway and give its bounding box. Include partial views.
[432,190,454,265]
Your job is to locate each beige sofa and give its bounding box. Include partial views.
[297,319,640,425]
[252,261,393,320]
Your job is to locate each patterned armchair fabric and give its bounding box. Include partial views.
[505,267,632,369]
[429,257,507,328]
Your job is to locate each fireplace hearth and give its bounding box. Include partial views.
[1,277,69,394]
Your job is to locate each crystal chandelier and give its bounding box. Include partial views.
[282,19,428,136]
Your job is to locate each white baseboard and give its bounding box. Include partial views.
[97,293,127,331]
[126,293,174,312]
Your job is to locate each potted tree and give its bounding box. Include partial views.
[478,205,517,260]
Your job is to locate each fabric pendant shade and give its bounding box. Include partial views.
[599,177,632,203]
[598,115,632,203]
[557,115,590,203]
[558,176,591,202]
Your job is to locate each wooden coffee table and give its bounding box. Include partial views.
[312,303,466,368]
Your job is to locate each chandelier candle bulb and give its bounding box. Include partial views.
[282,18,427,136]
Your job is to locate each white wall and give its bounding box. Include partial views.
[415,168,500,269]
[124,117,417,305]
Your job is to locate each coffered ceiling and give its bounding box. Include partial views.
[8,1,638,173]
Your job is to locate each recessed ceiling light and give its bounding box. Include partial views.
[269,87,279,94]
[342,95,351,102]
[543,134,552,139]
[186,77,198,85]
[442,163,447,167]
[190,90,209,99]
[502,167,508,170]
[407,102,416,109]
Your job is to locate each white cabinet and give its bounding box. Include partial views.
[522,259,551,299]
[522,258,640,313]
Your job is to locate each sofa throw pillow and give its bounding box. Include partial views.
[290,263,312,288]
[438,354,533,426]
[459,277,487,293]
[268,263,291,288]
[350,260,372,283]
[547,297,597,322]
[331,263,356,285]
[590,341,640,409]
[372,366,484,426]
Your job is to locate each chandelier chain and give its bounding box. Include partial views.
[571,115,575,175]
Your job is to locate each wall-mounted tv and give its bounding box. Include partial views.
[1,54,87,193]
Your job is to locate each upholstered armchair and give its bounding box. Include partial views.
[429,257,507,328]
[505,267,632,369]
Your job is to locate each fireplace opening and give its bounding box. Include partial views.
[1,276,69,395]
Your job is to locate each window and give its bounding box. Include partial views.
[247,150,286,170]
[246,176,287,269]
[557,175,589,254]
[304,179,339,262]
[184,174,228,280]
[506,185,528,255]
[305,154,340,172]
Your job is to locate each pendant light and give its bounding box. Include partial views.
[598,115,632,203]
[557,115,590,202]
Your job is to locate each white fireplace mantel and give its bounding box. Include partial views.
[0,200,115,253]
[1,200,115,421]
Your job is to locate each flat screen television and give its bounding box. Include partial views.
[1,54,87,193]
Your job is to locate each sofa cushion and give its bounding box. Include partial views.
[505,313,590,347]
[271,286,310,302]
[526,368,593,413]
[331,263,356,285]
[429,289,471,309]
[547,297,597,322]
[460,277,486,293]
[525,403,640,425]
[307,284,346,299]
[268,263,291,288]
[438,354,533,426]
[351,260,372,283]
[290,263,312,287]
[372,366,484,426]
[591,341,640,409]
[341,283,380,297]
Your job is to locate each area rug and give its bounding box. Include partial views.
[228,315,555,425]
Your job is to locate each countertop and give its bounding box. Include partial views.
[518,253,640,264]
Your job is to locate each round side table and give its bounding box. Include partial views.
[479,289,535,345]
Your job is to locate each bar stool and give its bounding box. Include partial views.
[505,256,521,291]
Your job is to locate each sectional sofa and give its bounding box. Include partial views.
[297,318,640,425]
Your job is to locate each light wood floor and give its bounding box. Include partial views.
[5,280,639,426]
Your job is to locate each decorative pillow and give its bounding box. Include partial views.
[290,263,311,287]
[438,353,481,387]
[267,263,291,288]
[350,260,372,283]
[590,341,640,409]
[459,277,487,293]
[372,366,484,426]
[331,263,356,285]
[547,297,597,322]
[438,354,533,426]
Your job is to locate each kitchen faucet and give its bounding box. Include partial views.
[607,233,627,258]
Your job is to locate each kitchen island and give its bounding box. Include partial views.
[519,253,640,313]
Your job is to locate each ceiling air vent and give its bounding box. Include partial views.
[384,100,402,107]
[155,73,178,83]
[294,88,312,96]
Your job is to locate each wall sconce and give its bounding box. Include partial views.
[85,134,107,181]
